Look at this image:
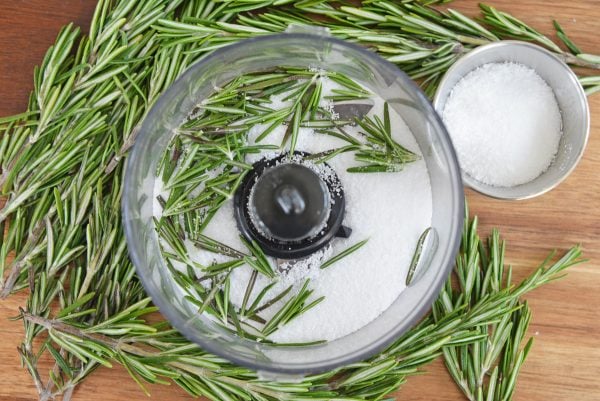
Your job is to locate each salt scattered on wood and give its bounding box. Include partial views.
[442,62,562,187]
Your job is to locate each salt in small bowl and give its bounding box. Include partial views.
[433,40,590,200]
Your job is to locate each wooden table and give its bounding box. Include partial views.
[1,1,598,400]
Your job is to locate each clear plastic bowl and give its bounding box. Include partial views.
[123,31,464,376]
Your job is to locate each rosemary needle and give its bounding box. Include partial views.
[406,227,432,286]
[320,239,369,270]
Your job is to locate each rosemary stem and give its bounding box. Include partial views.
[456,35,492,46]
[561,52,600,70]
[16,345,44,396]
[0,214,49,298]
[105,125,141,174]
[21,309,293,401]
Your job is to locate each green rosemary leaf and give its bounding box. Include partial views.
[305,144,360,164]
[56,292,97,319]
[553,20,581,54]
[197,272,230,316]
[387,51,433,63]
[577,53,600,64]
[580,76,600,95]
[580,76,600,86]
[203,259,245,274]
[340,359,398,387]
[300,119,353,128]
[254,117,285,143]
[240,74,303,91]
[245,281,277,316]
[406,227,432,285]
[326,125,362,146]
[194,234,246,259]
[45,343,74,379]
[0,110,39,125]
[383,102,391,135]
[262,279,322,336]
[346,164,390,173]
[240,269,258,316]
[249,284,293,318]
[240,237,275,278]
[320,239,369,270]
[339,6,387,23]
[287,102,302,155]
[228,300,246,338]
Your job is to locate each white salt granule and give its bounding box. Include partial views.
[442,62,562,187]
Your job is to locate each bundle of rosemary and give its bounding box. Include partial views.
[0,0,595,400]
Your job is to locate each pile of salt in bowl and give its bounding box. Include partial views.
[442,62,562,187]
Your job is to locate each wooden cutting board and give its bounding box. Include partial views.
[0,1,598,400]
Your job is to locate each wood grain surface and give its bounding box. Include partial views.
[1,1,599,400]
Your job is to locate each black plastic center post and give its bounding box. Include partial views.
[234,153,349,259]
[250,163,330,241]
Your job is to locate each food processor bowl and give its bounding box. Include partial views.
[123,31,464,375]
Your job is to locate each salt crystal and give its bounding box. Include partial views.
[277,246,332,287]
[442,62,562,187]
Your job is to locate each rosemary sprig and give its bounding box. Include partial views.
[261,279,324,336]
[434,210,584,401]
[348,102,420,173]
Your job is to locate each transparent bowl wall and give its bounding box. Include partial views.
[123,33,464,375]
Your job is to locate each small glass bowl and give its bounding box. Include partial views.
[122,31,464,376]
[433,40,590,200]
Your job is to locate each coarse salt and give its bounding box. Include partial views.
[442,62,562,187]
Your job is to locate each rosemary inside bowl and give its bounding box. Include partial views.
[153,67,426,344]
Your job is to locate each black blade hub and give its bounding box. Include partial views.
[233,152,348,259]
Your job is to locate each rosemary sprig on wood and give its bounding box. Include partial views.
[434,211,584,401]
